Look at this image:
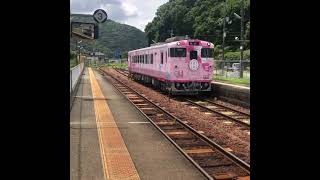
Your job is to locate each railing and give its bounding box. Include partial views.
[214,60,250,79]
[70,62,85,94]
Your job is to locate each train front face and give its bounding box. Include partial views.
[167,39,214,94]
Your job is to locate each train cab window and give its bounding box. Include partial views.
[151,54,153,64]
[190,51,197,60]
[161,52,163,64]
[170,48,186,57]
[201,48,213,58]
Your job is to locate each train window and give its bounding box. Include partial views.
[161,52,163,64]
[170,48,186,57]
[190,51,197,59]
[151,54,153,64]
[201,48,213,58]
[145,54,148,64]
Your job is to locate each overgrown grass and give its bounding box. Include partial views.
[214,75,250,86]
[106,63,128,69]
[86,63,128,69]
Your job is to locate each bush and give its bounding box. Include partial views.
[224,49,250,60]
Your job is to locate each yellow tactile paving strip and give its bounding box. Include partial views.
[88,68,141,180]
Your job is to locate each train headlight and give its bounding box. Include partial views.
[177,42,181,46]
[207,42,211,46]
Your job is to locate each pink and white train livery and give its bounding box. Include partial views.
[128,36,214,94]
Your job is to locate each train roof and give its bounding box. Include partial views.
[128,37,213,54]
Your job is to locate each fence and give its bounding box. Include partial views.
[214,60,250,79]
[70,62,85,94]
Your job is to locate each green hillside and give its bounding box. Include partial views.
[70,14,148,58]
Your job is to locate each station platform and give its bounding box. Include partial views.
[70,67,207,180]
[211,81,250,107]
[212,81,250,90]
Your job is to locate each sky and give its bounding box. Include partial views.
[70,0,169,32]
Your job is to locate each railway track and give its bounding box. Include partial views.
[99,68,250,180]
[178,98,250,127]
[114,68,250,127]
[114,68,129,76]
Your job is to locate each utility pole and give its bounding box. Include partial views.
[240,0,244,78]
[170,29,174,38]
[222,0,227,74]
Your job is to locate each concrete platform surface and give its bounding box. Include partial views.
[70,67,207,180]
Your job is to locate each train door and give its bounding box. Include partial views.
[160,51,164,77]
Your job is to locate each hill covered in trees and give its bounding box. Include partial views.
[70,14,148,58]
[145,0,250,59]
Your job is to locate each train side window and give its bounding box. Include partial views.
[161,52,163,64]
[151,54,153,64]
[145,54,148,64]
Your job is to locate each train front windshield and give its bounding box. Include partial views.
[169,48,186,57]
[201,48,214,58]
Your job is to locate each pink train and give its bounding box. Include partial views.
[128,36,214,94]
